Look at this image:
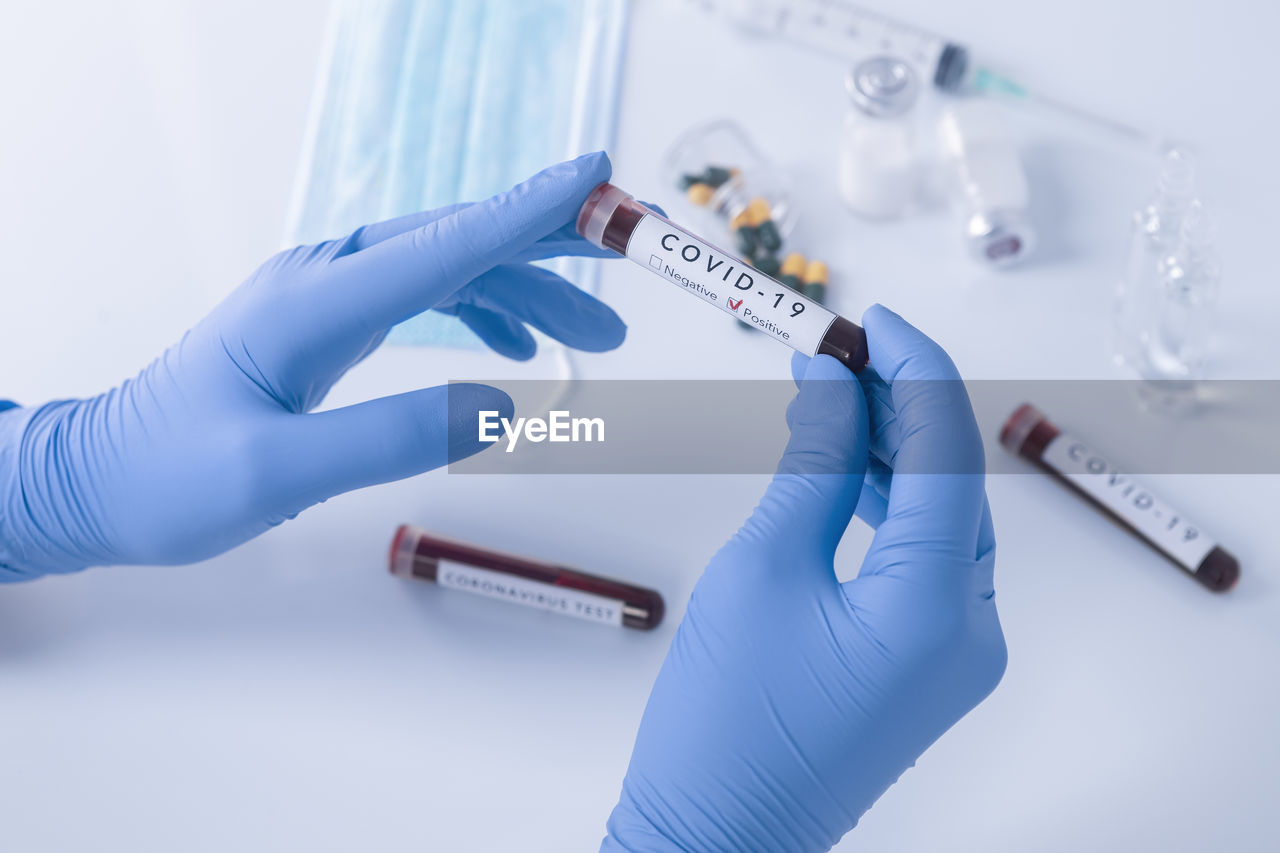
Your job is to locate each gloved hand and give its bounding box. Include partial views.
[602,305,1007,852]
[0,153,621,580]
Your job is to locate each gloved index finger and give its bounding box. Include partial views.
[739,354,869,568]
[313,151,612,341]
[334,210,618,263]
[792,352,900,473]
[330,203,469,256]
[863,304,986,556]
[505,220,617,262]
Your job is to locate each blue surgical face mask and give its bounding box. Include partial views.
[287,0,629,347]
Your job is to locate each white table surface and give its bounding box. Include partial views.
[2,1,1278,850]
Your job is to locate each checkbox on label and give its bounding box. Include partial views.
[649,254,663,270]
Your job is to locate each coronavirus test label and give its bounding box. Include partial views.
[436,560,625,626]
[1040,434,1217,572]
[625,214,838,356]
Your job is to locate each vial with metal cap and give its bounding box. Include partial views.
[838,55,921,220]
[937,101,1035,267]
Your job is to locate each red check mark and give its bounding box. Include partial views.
[727,297,743,311]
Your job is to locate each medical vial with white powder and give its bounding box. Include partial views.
[577,183,869,371]
[838,56,921,220]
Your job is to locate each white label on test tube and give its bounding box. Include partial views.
[435,560,625,626]
[1040,434,1217,571]
[625,214,838,356]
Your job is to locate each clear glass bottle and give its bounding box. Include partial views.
[1144,200,1220,381]
[1112,146,1197,370]
[838,56,920,220]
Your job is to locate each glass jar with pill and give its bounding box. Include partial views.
[662,119,798,277]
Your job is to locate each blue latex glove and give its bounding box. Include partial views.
[602,305,1007,852]
[0,153,621,580]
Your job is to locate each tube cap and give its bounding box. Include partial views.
[576,182,633,249]
[1000,403,1045,455]
[389,524,433,580]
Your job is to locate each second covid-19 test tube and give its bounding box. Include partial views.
[1001,404,1239,592]
[577,183,869,371]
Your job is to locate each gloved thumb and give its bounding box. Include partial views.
[266,383,514,508]
[739,355,868,560]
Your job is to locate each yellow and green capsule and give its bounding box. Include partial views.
[745,197,771,224]
[679,165,737,192]
[738,197,781,252]
[803,260,829,304]
[686,182,715,206]
[702,165,734,187]
[730,207,758,254]
[751,250,781,277]
[756,220,783,252]
[779,253,806,291]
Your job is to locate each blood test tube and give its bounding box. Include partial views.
[389,525,665,629]
[576,182,869,371]
[1001,404,1240,592]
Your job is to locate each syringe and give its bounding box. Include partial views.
[714,0,971,90]
[694,0,1156,145]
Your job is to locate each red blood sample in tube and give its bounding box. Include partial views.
[389,525,665,629]
[576,182,869,371]
[1001,404,1240,592]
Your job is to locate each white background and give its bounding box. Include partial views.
[2,1,1279,850]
